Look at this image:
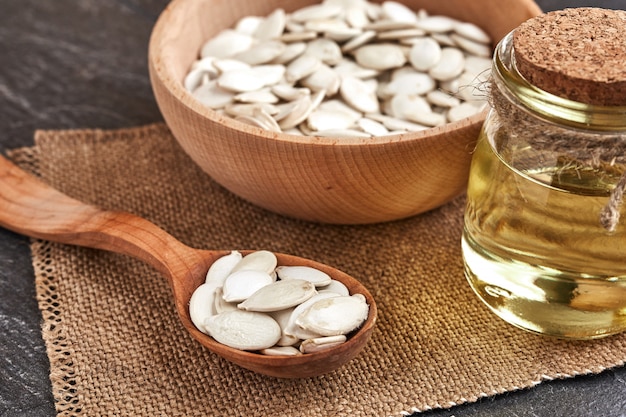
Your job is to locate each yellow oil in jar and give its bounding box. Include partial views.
[462,129,626,339]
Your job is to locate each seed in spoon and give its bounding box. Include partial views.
[284,292,340,340]
[189,250,370,354]
[214,287,238,314]
[188,282,219,334]
[0,156,374,373]
[318,279,350,296]
[260,346,303,356]
[275,265,332,287]
[222,269,274,303]
[296,294,369,336]
[203,310,281,351]
[230,249,277,274]
[300,335,347,353]
[237,279,317,312]
[205,249,242,285]
[268,307,300,347]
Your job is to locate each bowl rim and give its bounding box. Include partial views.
[148,0,490,148]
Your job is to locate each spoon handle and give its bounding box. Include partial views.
[0,154,199,280]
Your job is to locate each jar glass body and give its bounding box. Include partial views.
[462,30,626,339]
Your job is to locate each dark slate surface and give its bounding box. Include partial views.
[0,1,624,416]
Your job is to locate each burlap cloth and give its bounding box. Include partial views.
[10,123,626,416]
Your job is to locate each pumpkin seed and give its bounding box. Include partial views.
[454,21,491,44]
[186,0,494,136]
[271,42,307,64]
[353,43,407,70]
[261,346,303,356]
[222,270,274,303]
[275,266,334,287]
[290,3,343,22]
[191,250,370,355]
[345,5,369,29]
[217,67,272,92]
[205,250,243,285]
[284,292,340,340]
[277,94,315,129]
[204,310,281,351]
[414,15,457,33]
[300,335,347,353]
[380,70,436,97]
[318,279,351,296]
[189,282,219,334]
[381,1,419,23]
[315,128,372,138]
[301,64,341,95]
[254,8,286,40]
[447,101,486,122]
[213,58,251,73]
[356,117,390,136]
[305,38,344,66]
[450,33,492,57]
[286,54,323,83]
[214,287,238,314]
[408,37,442,71]
[307,108,356,131]
[234,88,279,104]
[230,249,278,274]
[324,26,363,42]
[296,294,369,336]
[366,112,429,131]
[184,67,209,92]
[429,47,465,81]
[377,28,426,40]
[235,113,280,132]
[233,40,286,65]
[234,15,263,36]
[192,81,235,109]
[238,279,317,312]
[340,76,380,113]
[225,102,280,118]
[363,20,416,32]
[426,89,461,108]
[200,29,253,58]
[340,30,377,53]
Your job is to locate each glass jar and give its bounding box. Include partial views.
[462,15,626,339]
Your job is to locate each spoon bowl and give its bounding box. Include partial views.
[0,155,376,378]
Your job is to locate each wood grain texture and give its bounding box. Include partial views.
[148,0,542,224]
[5,1,626,416]
[0,155,376,378]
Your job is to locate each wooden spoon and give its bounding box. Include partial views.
[0,155,376,378]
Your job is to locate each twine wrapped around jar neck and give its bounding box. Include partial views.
[489,84,626,232]
[489,8,626,232]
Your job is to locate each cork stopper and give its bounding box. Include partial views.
[513,8,626,106]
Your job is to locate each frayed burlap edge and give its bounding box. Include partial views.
[7,147,81,415]
[8,124,626,417]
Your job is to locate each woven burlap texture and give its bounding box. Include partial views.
[14,123,626,416]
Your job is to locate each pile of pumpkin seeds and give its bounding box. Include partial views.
[184,0,492,137]
[190,250,370,355]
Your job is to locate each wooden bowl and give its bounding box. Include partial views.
[148,0,541,224]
